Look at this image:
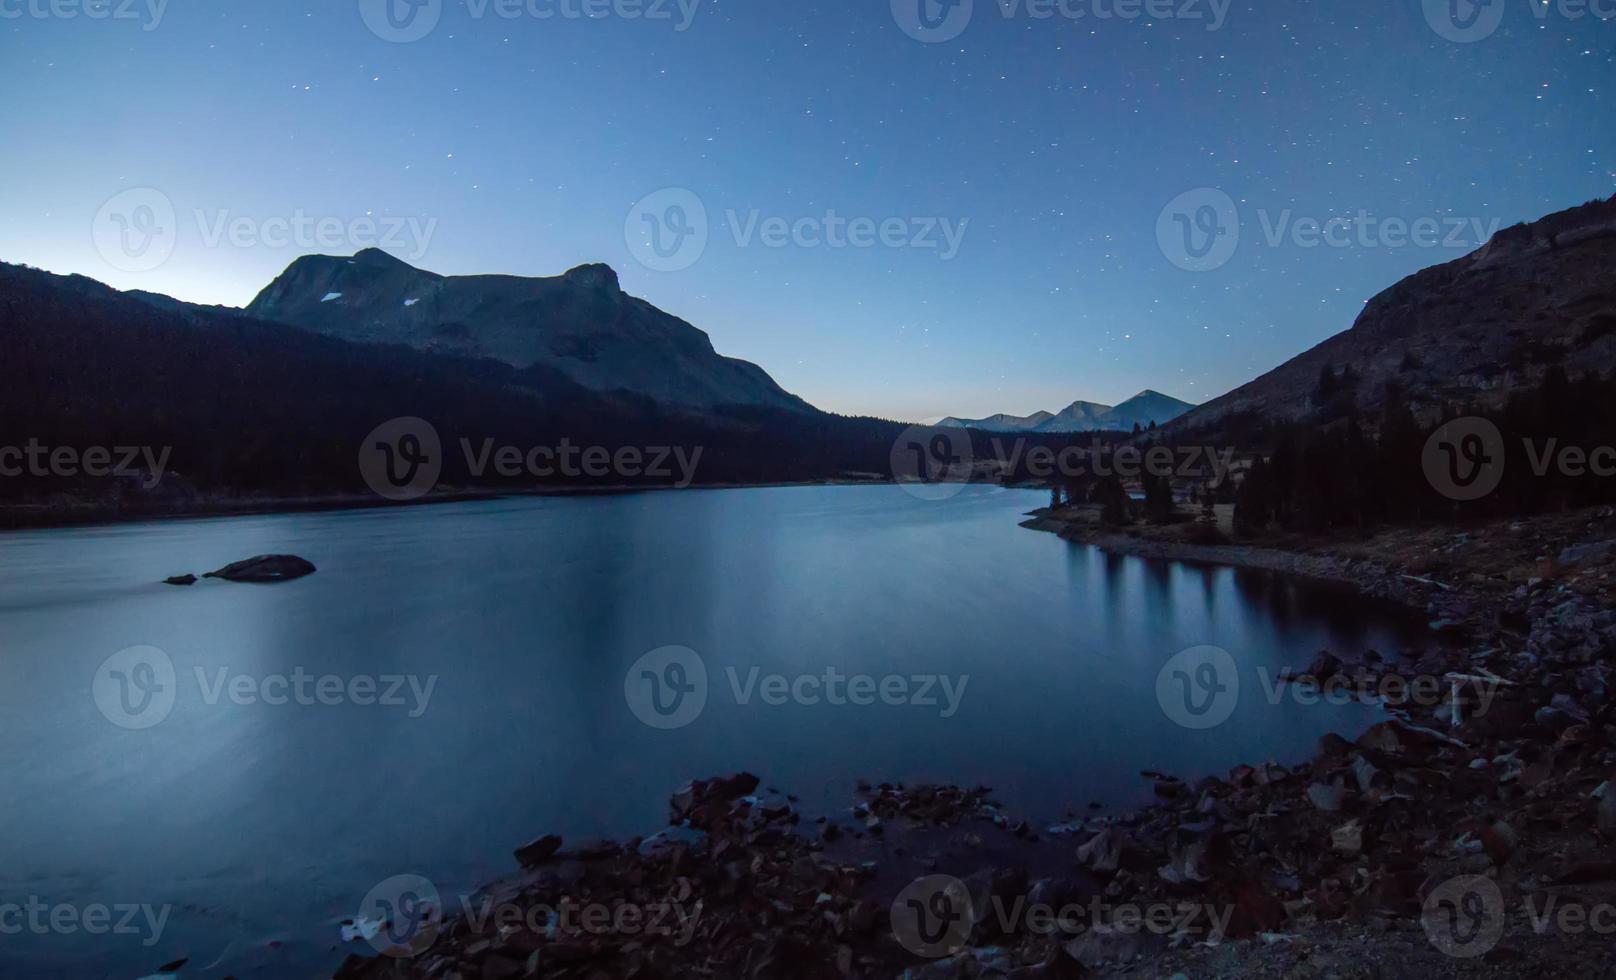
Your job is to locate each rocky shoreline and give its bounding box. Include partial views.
[332,508,1616,979]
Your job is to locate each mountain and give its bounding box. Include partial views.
[1165,194,1616,441]
[245,248,811,414]
[940,391,1195,433]
[0,261,905,515]
[1033,399,1127,433]
[935,410,1055,432]
[1091,390,1201,433]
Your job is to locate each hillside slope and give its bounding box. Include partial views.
[1167,194,1616,440]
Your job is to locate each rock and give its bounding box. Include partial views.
[1027,877,1083,912]
[1559,541,1615,567]
[163,574,197,586]
[1307,779,1348,813]
[1318,733,1353,758]
[203,554,316,583]
[1306,651,1344,682]
[670,771,760,826]
[1076,827,1124,873]
[1596,782,1616,837]
[555,839,619,861]
[1480,820,1518,865]
[1351,754,1387,794]
[514,834,562,866]
[1065,926,1141,969]
[1331,819,1364,856]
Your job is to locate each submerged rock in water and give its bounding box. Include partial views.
[163,574,198,586]
[203,555,317,583]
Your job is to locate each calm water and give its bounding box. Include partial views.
[0,485,1428,976]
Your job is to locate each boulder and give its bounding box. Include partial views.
[514,834,563,866]
[203,555,317,583]
[163,574,197,586]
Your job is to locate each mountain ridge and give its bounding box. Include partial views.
[244,249,813,414]
[940,390,1196,433]
[1162,193,1616,442]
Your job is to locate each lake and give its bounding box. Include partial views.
[0,485,1430,976]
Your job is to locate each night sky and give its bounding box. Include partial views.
[3,0,1612,421]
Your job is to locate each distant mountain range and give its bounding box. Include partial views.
[246,248,810,414]
[1164,193,1616,441]
[939,390,1196,433]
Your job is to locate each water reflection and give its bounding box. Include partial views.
[0,485,1429,976]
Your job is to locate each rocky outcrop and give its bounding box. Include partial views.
[202,554,317,583]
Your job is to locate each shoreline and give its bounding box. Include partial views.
[333,505,1614,977]
[0,477,893,532]
[1017,509,1441,615]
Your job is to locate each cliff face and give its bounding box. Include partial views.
[247,249,813,414]
[1166,195,1616,438]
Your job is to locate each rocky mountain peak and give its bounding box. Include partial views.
[562,263,621,293]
